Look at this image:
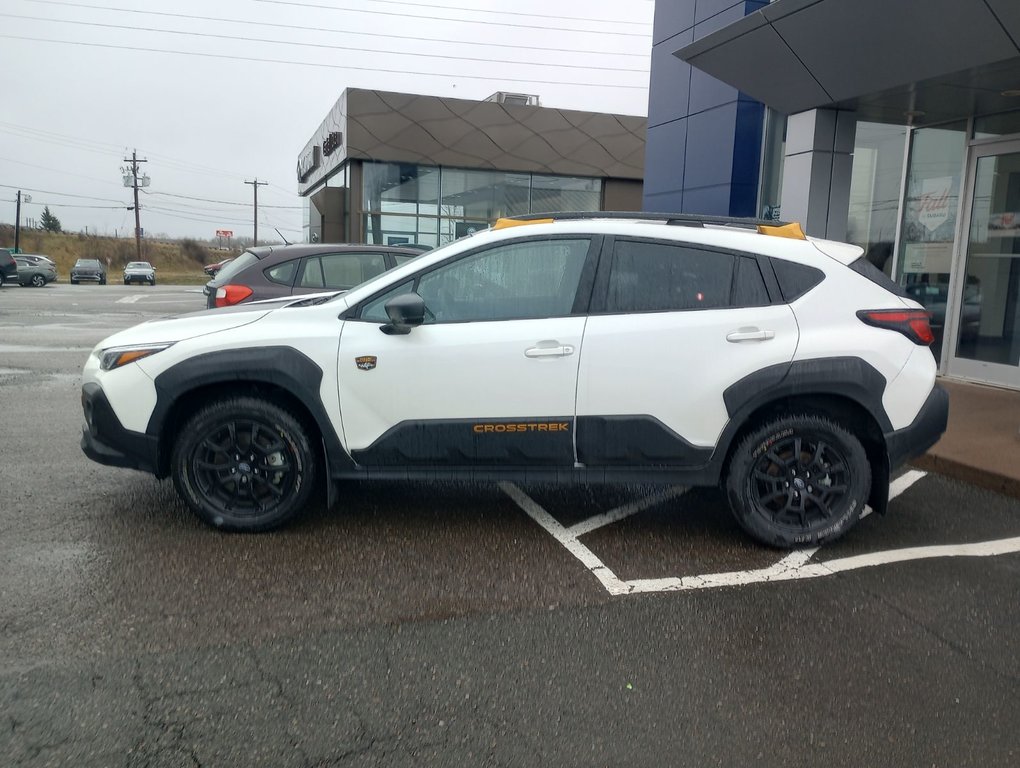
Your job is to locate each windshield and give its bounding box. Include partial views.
[127,262,151,269]
[213,251,258,283]
[76,259,101,267]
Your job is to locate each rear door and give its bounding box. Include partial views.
[575,236,799,465]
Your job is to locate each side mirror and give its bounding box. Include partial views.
[381,292,426,335]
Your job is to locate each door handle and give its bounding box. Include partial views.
[525,344,575,358]
[726,327,775,342]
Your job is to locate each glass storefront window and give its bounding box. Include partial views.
[360,161,602,247]
[758,109,786,221]
[531,175,600,213]
[896,121,968,360]
[974,110,1020,141]
[363,163,440,246]
[441,168,530,220]
[847,122,908,275]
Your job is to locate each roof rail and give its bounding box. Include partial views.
[509,211,792,229]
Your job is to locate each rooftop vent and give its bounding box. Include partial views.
[485,92,541,107]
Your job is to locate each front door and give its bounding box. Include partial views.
[337,236,598,466]
[947,140,1020,388]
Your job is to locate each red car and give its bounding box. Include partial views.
[203,257,234,277]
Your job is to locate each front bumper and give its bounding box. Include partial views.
[81,382,161,475]
[885,384,949,470]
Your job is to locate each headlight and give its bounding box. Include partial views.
[99,343,174,371]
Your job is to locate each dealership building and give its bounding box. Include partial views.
[646,0,1020,390]
[296,88,644,249]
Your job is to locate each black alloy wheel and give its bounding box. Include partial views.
[171,397,318,531]
[726,415,870,548]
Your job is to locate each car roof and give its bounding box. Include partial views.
[248,243,423,261]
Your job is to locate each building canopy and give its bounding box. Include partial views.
[675,0,1020,124]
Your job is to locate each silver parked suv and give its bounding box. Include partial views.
[124,261,156,285]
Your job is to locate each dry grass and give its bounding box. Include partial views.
[0,225,232,283]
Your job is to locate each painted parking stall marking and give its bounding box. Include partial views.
[502,470,1020,595]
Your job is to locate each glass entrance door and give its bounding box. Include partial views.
[947,140,1020,388]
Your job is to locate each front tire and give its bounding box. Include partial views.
[725,415,870,548]
[31,274,45,287]
[99,277,107,285]
[171,397,318,532]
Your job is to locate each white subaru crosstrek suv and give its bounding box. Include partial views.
[80,213,948,547]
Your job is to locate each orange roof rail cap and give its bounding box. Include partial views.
[757,222,806,240]
[493,217,554,230]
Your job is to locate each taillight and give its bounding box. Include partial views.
[214,285,253,307]
[857,309,935,346]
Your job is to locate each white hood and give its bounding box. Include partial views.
[95,307,273,349]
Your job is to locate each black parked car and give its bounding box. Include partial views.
[204,244,422,308]
[71,258,107,284]
[0,249,17,287]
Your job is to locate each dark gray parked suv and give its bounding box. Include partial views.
[204,243,423,308]
[71,258,107,284]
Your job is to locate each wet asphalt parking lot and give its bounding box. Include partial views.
[1,282,1018,767]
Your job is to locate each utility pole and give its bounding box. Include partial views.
[244,178,268,246]
[14,190,30,253]
[122,150,149,261]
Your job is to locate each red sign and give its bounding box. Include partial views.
[216,229,234,238]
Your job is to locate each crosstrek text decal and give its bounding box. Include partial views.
[355,356,377,371]
[473,422,570,433]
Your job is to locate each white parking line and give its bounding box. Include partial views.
[566,485,688,538]
[116,295,144,304]
[503,470,1020,595]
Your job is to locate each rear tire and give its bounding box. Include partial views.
[171,397,318,532]
[31,274,45,287]
[725,415,870,548]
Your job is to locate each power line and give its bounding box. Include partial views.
[143,190,302,209]
[252,0,651,26]
[24,0,649,58]
[250,0,650,36]
[0,154,126,188]
[0,35,648,89]
[0,13,649,73]
[0,182,124,203]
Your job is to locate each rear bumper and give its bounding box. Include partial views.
[72,274,104,282]
[885,384,949,470]
[80,382,161,475]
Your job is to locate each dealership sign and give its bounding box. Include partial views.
[215,229,233,238]
[296,145,321,182]
[323,131,343,157]
[918,177,953,232]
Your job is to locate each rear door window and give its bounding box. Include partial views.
[605,240,736,313]
[299,253,389,290]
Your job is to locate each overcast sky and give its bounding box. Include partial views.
[0,0,654,242]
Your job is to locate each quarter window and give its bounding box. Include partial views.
[264,261,298,286]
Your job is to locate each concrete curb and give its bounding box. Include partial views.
[912,454,1020,501]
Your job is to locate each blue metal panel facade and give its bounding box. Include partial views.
[643,1,767,215]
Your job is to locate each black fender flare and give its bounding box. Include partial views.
[147,346,356,477]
